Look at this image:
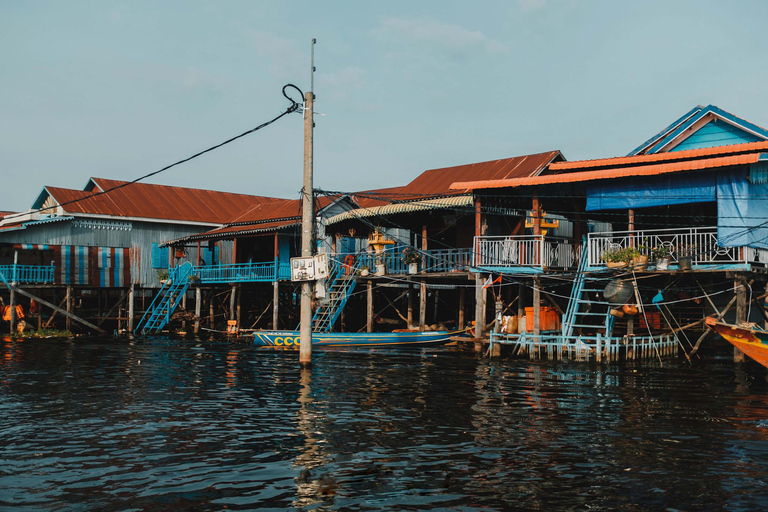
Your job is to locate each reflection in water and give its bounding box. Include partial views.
[2,337,768,509]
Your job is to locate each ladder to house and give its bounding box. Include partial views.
[561,246,614,338]
[310,256,362,332]
[135,262,194,335]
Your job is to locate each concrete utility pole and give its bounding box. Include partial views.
[299,38,316,368]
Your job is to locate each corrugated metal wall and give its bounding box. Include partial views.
[0,217,226,288]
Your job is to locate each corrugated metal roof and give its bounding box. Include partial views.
[450,153,761,191]
[401,151,562,197]
[47,178,285,224]
[550,140,768,172]
[166,218,299,245]
[0,215,74,232]
[326,195,473,225]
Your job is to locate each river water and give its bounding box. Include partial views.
[2,336,768,511]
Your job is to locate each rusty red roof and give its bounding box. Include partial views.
[549,140,768,172]
[451,153,762,191]
[47,178,285,224]
[400,151,563,197]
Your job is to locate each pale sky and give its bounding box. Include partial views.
[2,1,767,212]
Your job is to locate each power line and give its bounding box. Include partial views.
[4,84,305,223]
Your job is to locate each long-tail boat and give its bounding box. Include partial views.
[705,317,768,368]
[253,330,456,348]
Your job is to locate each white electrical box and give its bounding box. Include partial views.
[291,257,316,282]
[290,254,329,282]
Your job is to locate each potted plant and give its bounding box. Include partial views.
[652,245,672,270]
[403,247,421,274]
[675,244,696,271]
[602,246,643,269]
[359,265,370,277]
[157,269,170,285]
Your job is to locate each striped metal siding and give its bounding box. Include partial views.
[52,246,131,287]
[0,216,227,288]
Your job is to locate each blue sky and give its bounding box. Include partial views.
[2,1,767,212]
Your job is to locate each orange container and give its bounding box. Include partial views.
[525,306,560,331]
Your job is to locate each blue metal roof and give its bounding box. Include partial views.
[628,105,768,156]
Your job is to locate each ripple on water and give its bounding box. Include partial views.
[3,338,768,510]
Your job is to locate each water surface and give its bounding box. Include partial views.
[2,336,768,511]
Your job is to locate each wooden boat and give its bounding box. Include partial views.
[705,317,768,368]
[253,330,456,348]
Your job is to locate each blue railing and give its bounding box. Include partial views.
[0,265,56,284]
[351,246,474,274]
[190,261,290,284]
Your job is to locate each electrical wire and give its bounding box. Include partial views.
[3,84,305,223]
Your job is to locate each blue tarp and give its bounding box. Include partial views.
[716,170,768,249]
[586,174,716,211]
[585,170,768,249]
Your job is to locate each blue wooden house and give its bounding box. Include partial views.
[451,104,768,361]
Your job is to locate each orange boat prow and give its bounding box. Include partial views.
[706,317,768,368]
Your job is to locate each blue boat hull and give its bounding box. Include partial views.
[253,330,455,347]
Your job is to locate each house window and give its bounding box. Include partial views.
[151,243,166,269]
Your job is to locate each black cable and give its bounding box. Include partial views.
[6,84,304,222]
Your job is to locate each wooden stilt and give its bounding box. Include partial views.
[458,286,465,330]
[272,281,279,330]
[9,287,16,334]
[236,285,241,329]
[209,290,215,329]
[367,281,373,333]
[407,283,414,329]
[230,285,237,321]
[65,286,72,332]
[128,285,135,332]
[475,274,485,339]
[194,287,201,334]
[533,277,541,341]
[180,289,187,331]
[419,281,427,331]
[434,290,439,327]
[735,277,747,363]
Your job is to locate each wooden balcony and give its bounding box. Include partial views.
[587,226,768,271]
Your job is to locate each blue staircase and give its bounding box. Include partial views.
[311,256,362,332]
[135,262,194,335]
[561,245,613,338]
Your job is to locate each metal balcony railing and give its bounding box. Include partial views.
[190,261,291,283]
[352,246,474,274]
[473,236,579,269]
[587,226,756,268]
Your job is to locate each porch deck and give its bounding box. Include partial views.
[490,331,679,362]
[587,226,766,272]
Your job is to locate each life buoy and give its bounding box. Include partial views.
[344,254,355,274]
[2,305,24,321]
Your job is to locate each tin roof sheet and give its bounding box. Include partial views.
[450,153,761,191]
[401,151,562,197]
[549,140,768,172]
[47,178,284,224]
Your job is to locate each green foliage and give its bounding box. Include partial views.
[602,246,642,263]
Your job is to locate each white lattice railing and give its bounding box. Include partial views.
[473,236,579,269]
[587,226,753,267]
